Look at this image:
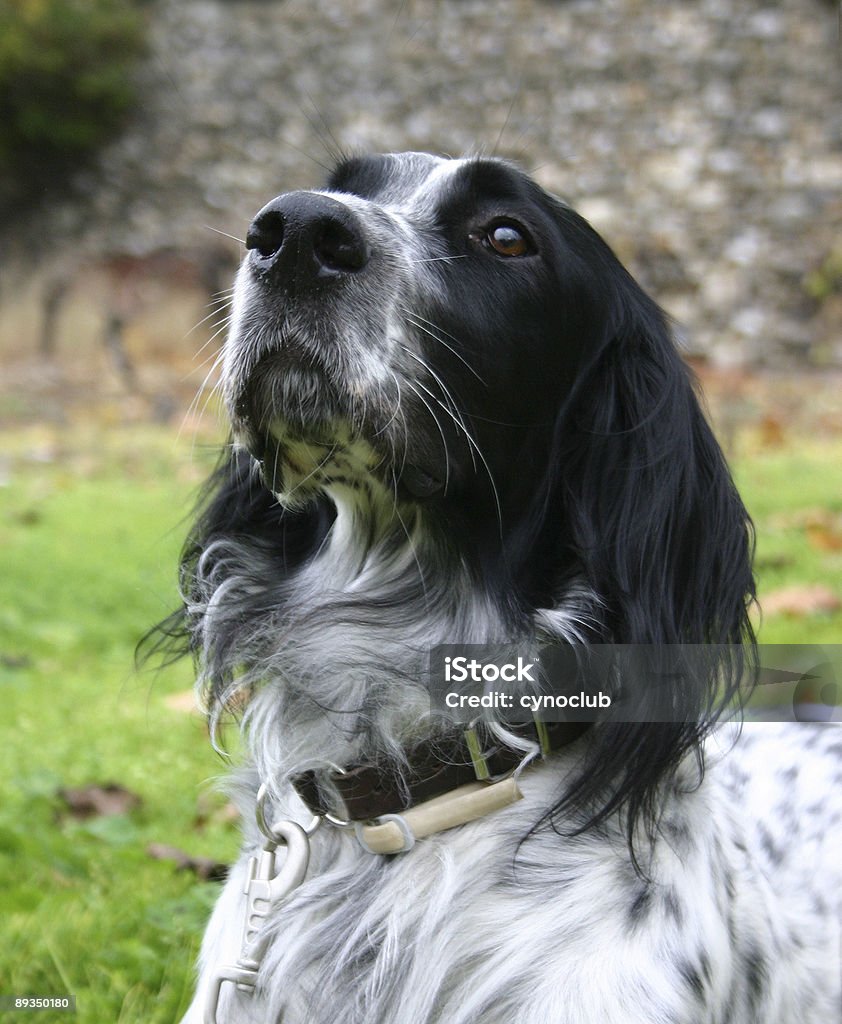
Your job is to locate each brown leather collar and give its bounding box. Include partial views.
[292,719,589,823]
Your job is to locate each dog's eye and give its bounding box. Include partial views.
[489,224,529,257]
[472,221,534,258]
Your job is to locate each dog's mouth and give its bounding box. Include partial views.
[231,350,446,501]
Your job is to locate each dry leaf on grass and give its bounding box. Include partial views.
[757,414,786,448]
[767,508,842,551]
[58,783,142,819]
[753,553,795,571]
[805,522,842,552]
[195,793,240,831]
[163,689,201,714]
[147,842,228,881]
[761,584,841,618]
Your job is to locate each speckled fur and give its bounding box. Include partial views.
[185,723,842,1024]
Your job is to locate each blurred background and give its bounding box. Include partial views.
[1,1,840,1020]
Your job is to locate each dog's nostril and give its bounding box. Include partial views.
[313,219,368,274]
[246,211,285,260]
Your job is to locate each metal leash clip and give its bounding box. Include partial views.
[204,802,311,1024]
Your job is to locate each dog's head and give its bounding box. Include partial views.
[221,152,753,630]
[225,154,610,523]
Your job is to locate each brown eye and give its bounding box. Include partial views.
[487,223,530,257]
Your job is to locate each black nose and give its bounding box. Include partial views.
[245,192,369,288]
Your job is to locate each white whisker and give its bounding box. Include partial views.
[404,379,451,496]
[401,308,487,385]
[204,225,246,246]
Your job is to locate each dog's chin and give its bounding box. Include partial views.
[234,428,444,509]
[230,352,447,505]
[233,350,341,434]
[233,408,445,507]
[238,425,445,506]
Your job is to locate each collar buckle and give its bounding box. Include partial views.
[204,815,310,1024]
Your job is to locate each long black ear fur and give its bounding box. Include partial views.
[544,274,756,849]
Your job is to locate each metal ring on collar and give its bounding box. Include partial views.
[308,760,354,828]
[256,782,322,840]
[287,759,355,829]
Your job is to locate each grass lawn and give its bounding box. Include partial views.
[0,425,237,1023]
[0,420,840,1022]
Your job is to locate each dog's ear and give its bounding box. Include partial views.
[538,274,756,851]
[555,285,755,650]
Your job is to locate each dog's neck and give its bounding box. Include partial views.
[321,481,426,574]
[211,479,595,809]
[234,485,497,796]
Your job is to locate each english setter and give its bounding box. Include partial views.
[159,153,842,1023]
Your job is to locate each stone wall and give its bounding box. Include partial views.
[7,0,842,365]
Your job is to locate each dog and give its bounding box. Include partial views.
[159,152,842,1023]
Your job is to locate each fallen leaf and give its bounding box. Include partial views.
[13,507,42,526]
[164,689,201,714]
[754,553,795,571]
[805,523,842,552]
[766,510,804,530]
[758,414,785,448]
[58,783,142,819]
[195,793,240,831]
[0,653,32,669]
[768,508,842,538]
[762,584,841,618]
[147,842,228,881]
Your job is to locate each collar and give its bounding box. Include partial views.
[208,719,589,1022]
[291,717,589,853]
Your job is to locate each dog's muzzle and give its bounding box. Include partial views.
[226,191,447,501]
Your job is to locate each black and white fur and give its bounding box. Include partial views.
[158,153,842,1023]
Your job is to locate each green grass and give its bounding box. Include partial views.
[734,435,842,643]
[0,426,237,1024]
[0,423,839,1022]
